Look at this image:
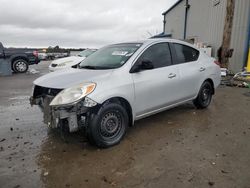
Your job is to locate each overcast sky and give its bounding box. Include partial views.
[0,0,177,48]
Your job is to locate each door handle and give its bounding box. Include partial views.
[199,67,206,72]
[168,73,176,78]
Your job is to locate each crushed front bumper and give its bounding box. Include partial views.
[30,95,98,132]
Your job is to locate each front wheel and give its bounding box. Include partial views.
[193,81,213,109]
[12,59,29,73]
[87,103,128,148]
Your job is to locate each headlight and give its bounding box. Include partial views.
[50,83,96,106]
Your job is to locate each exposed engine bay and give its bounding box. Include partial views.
[30,85,98,132]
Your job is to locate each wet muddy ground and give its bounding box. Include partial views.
[0,61,250,188]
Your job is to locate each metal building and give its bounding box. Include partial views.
[162,0,250,73]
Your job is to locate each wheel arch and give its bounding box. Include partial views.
[101,97,134,127]
[11,56,29,66]
[204,78,215,95]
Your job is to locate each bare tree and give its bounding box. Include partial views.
[220,0,235,68]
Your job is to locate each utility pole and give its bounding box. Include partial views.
[220,0,235,68]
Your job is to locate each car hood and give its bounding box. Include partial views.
[51,56,85,66]
[34,68,113,89]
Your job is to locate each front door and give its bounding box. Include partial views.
[131,42,181,117]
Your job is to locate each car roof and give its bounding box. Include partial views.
[116,38,197,49]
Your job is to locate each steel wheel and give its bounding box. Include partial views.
[200,85,212,106]
[193,81,213,109]
[88,103,128,148]
[99,111,123,139]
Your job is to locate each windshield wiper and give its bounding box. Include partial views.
[80,65,97,69]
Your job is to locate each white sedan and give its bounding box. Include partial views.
[32,39,221,148]
[49,49,97,72]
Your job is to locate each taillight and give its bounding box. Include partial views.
[33,50,38,57]
[214,60,220,66]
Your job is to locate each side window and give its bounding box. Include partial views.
[138,43,172,68]
[173,43,199,63]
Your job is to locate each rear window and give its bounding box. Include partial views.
[173,43,199,63]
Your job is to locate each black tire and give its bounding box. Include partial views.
[193,81,213,109]
[12,59,29,73]
[11,63,17,73]
[87,103,129,148]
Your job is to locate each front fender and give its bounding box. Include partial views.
[87,84,136,122]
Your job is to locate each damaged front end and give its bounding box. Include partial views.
[30,85,99,132]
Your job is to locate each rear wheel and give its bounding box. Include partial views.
[12,59,29,73]
[193,81,213,109]
[87,103,128,148]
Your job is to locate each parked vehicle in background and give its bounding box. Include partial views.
[38,52,48,60]
[54,53,68,59]
[49,49,97,72]
[46,53,55,60]
[31,39,221,148]
[0,42,40,73]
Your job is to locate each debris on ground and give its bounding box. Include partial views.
[43,171,49,176]
[208,181,215,186]
[221,68,227,77]
[10,127,13,131]
[221,170,229,174]
[0,138,6,142]
[220,70,250,88]
[101,176,116,186]
[27,68,40,74]
[102,176,108,183]
[65,183,71,187]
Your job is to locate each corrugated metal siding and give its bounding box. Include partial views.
[186,0,210,43]
[229,0,250,72]
[163,0,227,52]
[163,0,250,72]
[207,0,227,57]
[164,0,185,39]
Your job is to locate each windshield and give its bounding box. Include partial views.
[79,43,142,69]
[78,49,96,57]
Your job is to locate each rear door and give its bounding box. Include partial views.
[170,43,203,100]
[131,42,181,117]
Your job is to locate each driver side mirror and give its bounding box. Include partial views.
[130,59,154,73]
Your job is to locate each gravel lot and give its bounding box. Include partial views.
[0,61,250,188]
